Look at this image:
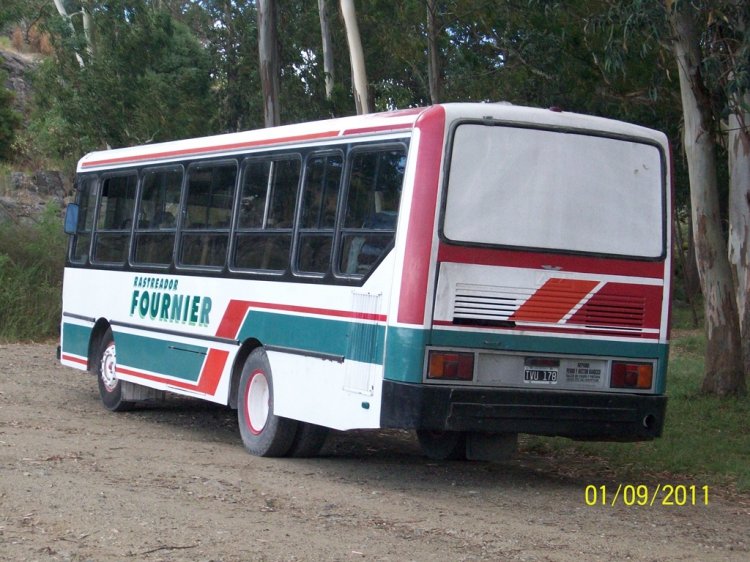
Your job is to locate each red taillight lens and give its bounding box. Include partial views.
[427,351,474,381]
[611,362,653,389]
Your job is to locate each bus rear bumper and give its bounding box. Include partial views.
[380,380,667,441]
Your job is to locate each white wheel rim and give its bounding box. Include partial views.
[245,371,270,435]
[100,343,118,392]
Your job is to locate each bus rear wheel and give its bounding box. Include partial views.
[288,422,329,458]
[94,330,134,412]
[416,429,467,460]
[237,348,297,457]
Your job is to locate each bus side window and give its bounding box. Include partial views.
[92,173,138,265]
[179,162,237,269]
[233,156,301,272]
[296,152,343,275]
[132,167,183,266]
[338,147,406,276]
[69,176,98,264]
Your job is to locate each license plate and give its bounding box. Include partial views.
[524,368,558,384]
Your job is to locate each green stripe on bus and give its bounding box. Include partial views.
[113,331,206,382]
[62,322,92,358]
[237,310,386,365]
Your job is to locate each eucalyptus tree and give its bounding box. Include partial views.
[318,0,335,101]
[597,0,748,395]
[197,0,261,132]
[340,0,371,114]
[31,0,214,160]
[258,0,280,126]
[666,0,748,395]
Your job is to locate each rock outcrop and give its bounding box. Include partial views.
[1,47,37,117]
[1,49,70,225]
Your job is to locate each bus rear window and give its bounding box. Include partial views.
[443,124,664,258]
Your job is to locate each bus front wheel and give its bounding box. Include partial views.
[94,330,134,412]
[237,348,298,457]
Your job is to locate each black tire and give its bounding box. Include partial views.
[93,330,134,412]
[287,422,329,458]
[237,348,298,457]
[417,429,467,460]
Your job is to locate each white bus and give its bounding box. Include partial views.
[60,103,672,460]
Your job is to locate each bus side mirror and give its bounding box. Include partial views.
[64,204,79,235]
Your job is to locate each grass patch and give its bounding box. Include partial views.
[525,316,750,492]
[0,203,66,341]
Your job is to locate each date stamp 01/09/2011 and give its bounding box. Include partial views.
[584,484,710,507]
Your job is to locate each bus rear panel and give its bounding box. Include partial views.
[380,105,670,444]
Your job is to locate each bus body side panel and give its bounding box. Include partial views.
[59,318,93,370]
[59,257,397,428]
[60,268,237,404]
[231,256,397,430]
[269,354,384,430]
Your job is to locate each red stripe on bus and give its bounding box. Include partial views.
[397,105,446,325]
[81,131,341,168]
[116,366,196,389]
[195,349,230,394]
[342,122,414,136]
[432,319,659,339]
[62,354,88,366]
[216,299,387,340]
[437,244,666,278]
[215,300,255,339]
[511,278,599,323]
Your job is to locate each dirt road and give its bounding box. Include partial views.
[0,343,748,561]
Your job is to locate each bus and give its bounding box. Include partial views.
[59,103,672,460]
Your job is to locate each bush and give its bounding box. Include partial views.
[0,203,66,341]
[0,71,21,162]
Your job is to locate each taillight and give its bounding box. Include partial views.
[427,351,475,381]
[610,362,653,389]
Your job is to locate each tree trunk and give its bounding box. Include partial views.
[673,210,700,327]
[727,92,750,375]
[426,0,441,104]
[339,0,371,114]
[258,0,280,127]
[683,215,702,305]
[52,0,85,67]
[81,0,94,58]
[318,0,335,101]
[668,2,746,395]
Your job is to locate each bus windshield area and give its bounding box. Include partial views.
[443,123,665,259]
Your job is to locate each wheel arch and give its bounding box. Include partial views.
[228,337,263,409]
[87,318,112,371]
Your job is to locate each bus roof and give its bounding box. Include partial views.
[76,103,666,173]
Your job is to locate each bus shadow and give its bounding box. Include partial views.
[315,429,595,493]
[79,388,613,492]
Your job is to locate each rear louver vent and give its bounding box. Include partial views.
[453,284,526,322]
[452,282,649,334]
[574,295,646,329]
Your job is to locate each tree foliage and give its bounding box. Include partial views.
[28,0,213,160]
[0,72,21,162]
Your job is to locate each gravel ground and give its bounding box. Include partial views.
[0,343,748,561]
